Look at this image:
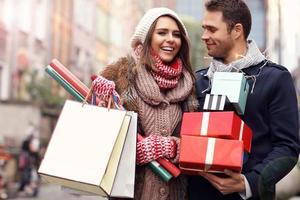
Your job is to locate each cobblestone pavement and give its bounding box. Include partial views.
[6,182,300,200]
[10,182,107,200]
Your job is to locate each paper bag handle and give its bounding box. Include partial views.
[82,87,113,110]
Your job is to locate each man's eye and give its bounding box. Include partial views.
[208,28,217,33]
[202,26,217,33]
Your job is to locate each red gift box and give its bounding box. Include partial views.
[179,135,243,174]
[180,111,252,152]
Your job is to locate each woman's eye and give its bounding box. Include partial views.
[173,32,181,38]
[157,31,166,35]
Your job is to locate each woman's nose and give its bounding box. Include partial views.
[166,33,175,42]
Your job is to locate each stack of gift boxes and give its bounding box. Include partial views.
[179,72,252,174]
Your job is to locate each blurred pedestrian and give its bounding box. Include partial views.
[0,136,11,200]
[189,0,300,199]
[18,123,41,197]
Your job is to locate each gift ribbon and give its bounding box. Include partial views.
[204,138,216,171]
[200,112,210,136]
[200,112,246,142]
[239,121,244,141]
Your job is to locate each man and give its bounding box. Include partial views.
[188,0,300,199]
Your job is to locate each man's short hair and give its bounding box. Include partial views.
[205,0,252,39]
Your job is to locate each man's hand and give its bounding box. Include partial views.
[199,169,246,195]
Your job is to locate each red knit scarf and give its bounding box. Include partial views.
[151,53,182,89]
[134,45,183,89]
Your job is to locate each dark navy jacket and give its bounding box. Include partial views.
[188,60,300,200]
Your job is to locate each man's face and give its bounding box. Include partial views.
[201,11,235,59]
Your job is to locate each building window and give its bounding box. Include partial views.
[246,0,266,50]
[0,65,2,96]
[74,0,93,32]
[18,0,31,32]
[0,27,6,61]
[176,0,204,20]
[96,7,109,42]
[109,17,122,47]
[18,31,28,48]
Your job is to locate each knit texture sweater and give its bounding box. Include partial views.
[100,56,197,200]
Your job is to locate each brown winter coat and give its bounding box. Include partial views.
[100,55,198,200]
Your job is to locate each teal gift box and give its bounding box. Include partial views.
[211,72,249,115]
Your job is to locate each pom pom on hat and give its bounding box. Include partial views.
[130,7,188,48]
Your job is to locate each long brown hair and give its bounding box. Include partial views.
[138,15,195,82]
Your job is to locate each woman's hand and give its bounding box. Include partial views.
[136,135,177,165]
[91,75,116,106]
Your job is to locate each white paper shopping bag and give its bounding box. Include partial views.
[38,100,131,197]
[111,111,137,198]
[60,111,138,198]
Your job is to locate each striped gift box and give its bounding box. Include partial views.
[203,94,232,111]
[211,72,249,115]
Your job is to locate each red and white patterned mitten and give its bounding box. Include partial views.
[136,135,177,165]
[91,75,116,102]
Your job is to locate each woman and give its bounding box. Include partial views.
[92,7,197,200]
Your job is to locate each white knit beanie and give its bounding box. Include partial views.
[130,7,188,48]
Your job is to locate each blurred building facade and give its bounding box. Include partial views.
[0,0,146,102]
[1,0,300,101]
[0,0,50,101]
[0,0,146,146]
[266,0,300,72]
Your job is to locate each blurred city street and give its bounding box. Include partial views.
[11,182,107,200]
[0,0,300,199]
[9,181,300,200]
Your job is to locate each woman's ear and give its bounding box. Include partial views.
[232,23,244,40]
